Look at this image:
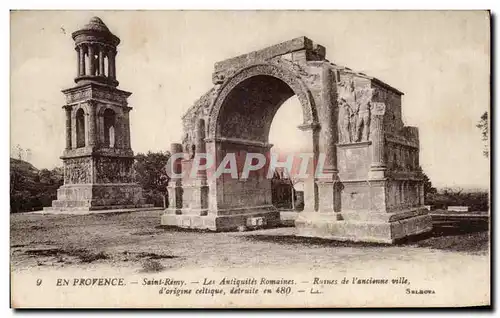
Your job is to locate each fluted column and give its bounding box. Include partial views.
[419,183,425,205]
[78,45,86,76]
[98,45,105,76]
[316,64,341,213]
[369,102,387,179]
[108,50,116,79]
[87,101,97,147]
[64,106,72,150]
[190,119,209,213]
[123,107,131,149]
[195,119,207,181]
[298,122,320,212]
[318,64,338,176]
[88,44,95,76]
[167,143,184,212]
[76,47,80,77]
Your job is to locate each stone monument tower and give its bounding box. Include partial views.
[46,17,149,212]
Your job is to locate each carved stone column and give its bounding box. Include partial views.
[318,64,338,176]
[419,183,425,205]
[76,47,80,77]
[87,101,97,147]
[79,45,85,76]
[297,122,320,212]
[98,45,105,76]
[167,143,184,214]
[123,107,131,149]
[183,119,209,214]
[195,119,207,181]
[88,44,95,76]
[316,64,341,213]
[64,106,72,150]
[369,102,387,179]
[108,50,116,79]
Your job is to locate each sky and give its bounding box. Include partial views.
[10,10,490,189]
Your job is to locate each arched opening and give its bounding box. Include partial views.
[217,75,294,142]
[103,108,116,148]
[269,96,307,211]
[214,74,315,212]
[75,108,86,148]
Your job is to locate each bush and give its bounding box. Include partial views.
[426,189,489,212]
[143,190,167,208]
[10,159,63,213]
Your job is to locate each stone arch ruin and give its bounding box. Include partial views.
[162,36,432,243]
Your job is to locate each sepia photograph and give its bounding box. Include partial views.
[9,10,490,308]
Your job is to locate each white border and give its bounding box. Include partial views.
[2,1,497,316]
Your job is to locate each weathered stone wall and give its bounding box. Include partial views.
[336,143,372,180]
[215,143,272,211]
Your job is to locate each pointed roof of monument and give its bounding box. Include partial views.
[72,16,120,46]
[81,16,110,33]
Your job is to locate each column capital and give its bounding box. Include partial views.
[297,121,320,131]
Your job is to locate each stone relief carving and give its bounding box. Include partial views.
[95,157,133,183]
[212,72,226,84]
[66,89,92,104]
[338,98,352,143]
[354,86,373,142]
[93,90,127,104]
[65,87,128,105]
[182,132,196,159]
[64,158,91,184]
[337,78,374,143]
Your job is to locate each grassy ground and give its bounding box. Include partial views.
[10,210,489,273]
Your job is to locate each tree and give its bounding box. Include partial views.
[10,158,63,212]
[416,166,436,196]
[134,151,171,208]
[476,111,489,158]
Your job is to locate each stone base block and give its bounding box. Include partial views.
[48,183,149,211]
[161,206,280,231]
[279,211,300,226]
[295,208,432,244]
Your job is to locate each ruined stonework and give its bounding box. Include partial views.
[45,17,150,213]
[161,36,432,243]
